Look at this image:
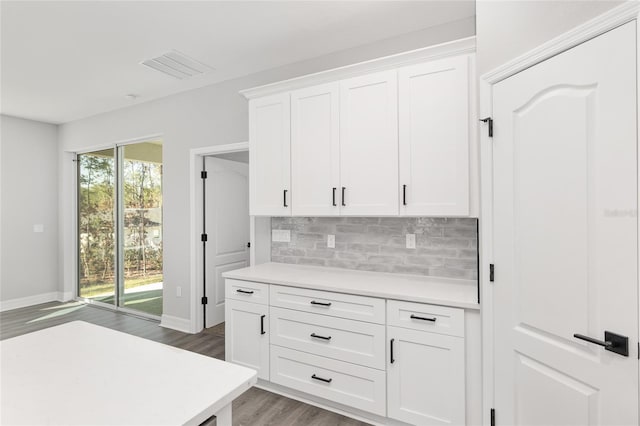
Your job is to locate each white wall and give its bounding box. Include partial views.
[1,115,60,310]
[57,18,475,326]
[476,0,623,75]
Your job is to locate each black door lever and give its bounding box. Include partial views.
[573,331,629,357]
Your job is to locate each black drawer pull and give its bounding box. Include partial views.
[310,333,332,341]
[341,187,346,206]
[283,189,288,207]
[310,300,332,307]
[332,187,337,207]
[311,374,332,383]
[402,184,407,205]
[260,315,266,335]
[410,314,436,322]
[236,289,254,294]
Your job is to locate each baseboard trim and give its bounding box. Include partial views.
[160,314,194,334]
[0,292,62,312]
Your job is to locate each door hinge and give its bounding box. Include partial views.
[491,408,496,426]
[247,242,251,248]
[201,233,208,242]
[480,117,493,137]
[201,296,208,305]
[201,170,207,179]
[637,342,639,360]
[489,264,495,282]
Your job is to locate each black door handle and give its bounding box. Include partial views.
[341,187,346,206]
[573,331,628,356]
[311,374,332,383]
[310,333,332,341]
[236,289,254,294]
[410,314,436,322]
[310,300,331,307]
[390,338,395,364]
[332,187,337,206]
[260,314,266,335]
[402,184,407,205]
[283,189,288,207]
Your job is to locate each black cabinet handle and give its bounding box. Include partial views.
[310,333,332,341]
[311,374,332,383]
[332,187,337,207]
[341,187,346,206]
[574,331,629,356]
[260,315,266,335]
[410,314,436,322]
[310,300,332,307]
[283,189,288,207]
[402,184,407,205]
[390,338,395,364]
[236,289,254,294]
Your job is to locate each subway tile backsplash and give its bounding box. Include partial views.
[271,217,478,280]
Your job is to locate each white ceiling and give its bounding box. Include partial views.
[1,1,475,124]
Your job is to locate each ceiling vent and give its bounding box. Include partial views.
[141,50,214,80]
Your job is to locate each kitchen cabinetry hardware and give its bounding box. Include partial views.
[236,289,254,294]
[310,333,332,341]
[260,315,266,335]
[410,314,436,322]
[311,374,333,383]
[390,338,395,364]
[310,300,332,307]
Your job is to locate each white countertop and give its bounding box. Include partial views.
[1,321,257,426]
[223,262,480,310]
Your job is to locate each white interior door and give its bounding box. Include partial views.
[205,156,250,328]
[492,22,638,425]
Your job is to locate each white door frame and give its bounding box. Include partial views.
[479,3,640,424]
[185,142,269,333]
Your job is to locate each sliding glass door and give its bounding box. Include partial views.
[77,141,163,317]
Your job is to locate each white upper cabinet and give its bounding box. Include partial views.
[339,70,399,216]
[399,55,470,216]
[249,93,291,216]
[291,83,340,216]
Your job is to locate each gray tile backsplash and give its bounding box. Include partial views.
[271,217,478,280]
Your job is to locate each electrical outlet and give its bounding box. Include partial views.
[176,286,182,297]
[406,234,416,249]
[33,224,44,233]
[272,229,291,242]
[327,234,335,248]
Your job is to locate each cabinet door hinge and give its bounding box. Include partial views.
[201,170,207,179]
[201,233,208,242]
[480,117,494,137]
[489,264,495,282]
[491,408,496,426]
[201,296,208,305]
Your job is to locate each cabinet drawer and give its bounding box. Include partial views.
[225,279,269,305]
[270,285,385,324]
[387,300,464,337]
[270,345,386,416]
[270,307,385,370]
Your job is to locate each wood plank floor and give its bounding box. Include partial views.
[1,301,370,426]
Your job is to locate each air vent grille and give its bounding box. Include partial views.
[141,50,213,79]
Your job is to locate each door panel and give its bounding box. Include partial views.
[249,93,291,216]
[291,83,340,216]
[399,55,470,216]
[493,22,638,425]
[205,157,249,327]
[339,70,399,215]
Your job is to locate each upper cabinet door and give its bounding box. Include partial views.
[249,93,291,216]
[339,70,399,216]
[399,56,470,216]
[291,83,340,216]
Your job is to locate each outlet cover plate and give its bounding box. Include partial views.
[272,229,291,243]
[327,234,335,248]
[406,234,416,249]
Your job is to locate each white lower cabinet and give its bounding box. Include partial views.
[225,279,468,425]
[387,325,465,425]
[225,299,269,380]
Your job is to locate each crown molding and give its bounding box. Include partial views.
[482,1,640,85]
[240,36,476,99]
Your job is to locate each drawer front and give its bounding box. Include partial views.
[226,279,269,305]
[270,345,386,416]
[270,285,385,324]
[387,300,464,337]
[270,307,385,370]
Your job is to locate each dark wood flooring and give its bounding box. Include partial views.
[0,301,369,426]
